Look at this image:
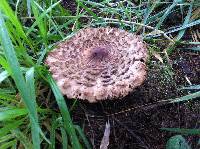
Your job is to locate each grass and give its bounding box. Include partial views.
[0,0,199,148]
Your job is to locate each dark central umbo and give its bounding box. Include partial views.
[90,47,109,61]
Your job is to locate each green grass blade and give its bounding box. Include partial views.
[0,56,11,75]
[60,126,68,149]
[25,68,50,144]
[0,134,14,144]
[161,128,200,135]
[156,1,179,29]
[4,22,34,66]
[27,0,32,17]
[0,120,24,138]
[0,12,40,149]
[12,129,33,149]
[169,91,200,103]
[166,19,200,34]
[0,13,28,101]
[180,85,200,90]
[0,93,16,101]
[159,91,200,104]
[188,41,200,44]
[25,68,41,148]
[31,1,48,47]
[142,0,161,30]
[26,0,62,36]
[0,108,28,121]
[47,74,82,149]
[33,1,65,39]
[146,7,172,24]
[180,47,200,51]
[50,116,58,149]
[147,19,200,38]
[78,1,99,20]
[25,68,37,114]
[0,89,16,94]
[0,0,32,48]
[0,140,17,149]
[176,1,193,40]
[75,125,92,149]
[0,70,9,83]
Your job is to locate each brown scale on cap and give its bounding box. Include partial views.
[45,27,148,102]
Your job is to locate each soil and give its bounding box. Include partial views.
[58,1,200,149]
[71,50,200,149]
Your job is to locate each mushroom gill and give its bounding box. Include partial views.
[45,27,148,102]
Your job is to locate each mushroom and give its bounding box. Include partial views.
[45,27,148,102]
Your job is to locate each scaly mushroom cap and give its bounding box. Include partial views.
[45,27,148,102]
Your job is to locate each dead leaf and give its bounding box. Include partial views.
[152,51,164,63]
[100,121,110,149]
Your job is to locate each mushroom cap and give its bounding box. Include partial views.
[45,27,148,102]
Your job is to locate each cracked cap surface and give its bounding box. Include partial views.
[45,27,148,102]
